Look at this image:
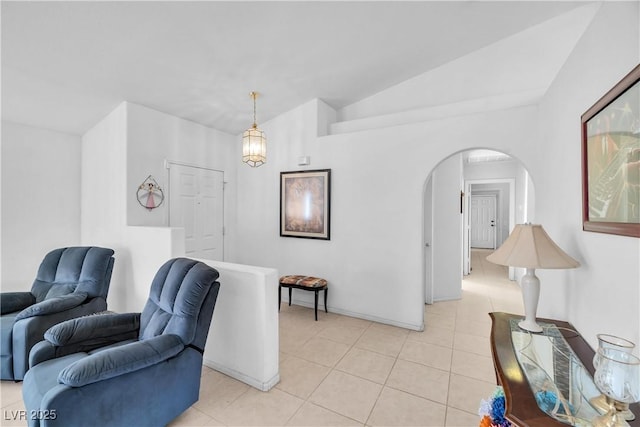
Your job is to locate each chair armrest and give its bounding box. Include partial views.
[15,293,88,320]
[58,334,184,387]
[45,312,140,346]
[1,292,35,314]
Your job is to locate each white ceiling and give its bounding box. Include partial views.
[1,1,586,136]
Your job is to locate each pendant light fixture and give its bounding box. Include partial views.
[242,91,266,167]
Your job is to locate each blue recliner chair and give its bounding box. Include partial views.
[23,258,221,427]
[1,246,115,380]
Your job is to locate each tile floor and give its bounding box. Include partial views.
[0,249,524,426]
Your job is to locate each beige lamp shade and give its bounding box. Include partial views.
[486,223,580,269]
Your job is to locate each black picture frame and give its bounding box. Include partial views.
[280,169,331,240]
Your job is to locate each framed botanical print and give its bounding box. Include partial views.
[582,64,640,237]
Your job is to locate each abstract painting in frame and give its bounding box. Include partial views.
[582,64,640,238]
[280,169,331,240]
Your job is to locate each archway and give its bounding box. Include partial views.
[422,148,535,307]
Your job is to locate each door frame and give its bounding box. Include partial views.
[463,178,515,279]
[165,159,226,260]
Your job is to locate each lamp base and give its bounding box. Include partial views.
[593,405,632,427]
[519,268,543,333]
[591,395,636,421]
[518,318,543,333]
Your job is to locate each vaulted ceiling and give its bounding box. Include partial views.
[2,1,588,136]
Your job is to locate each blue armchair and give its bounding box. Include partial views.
[22,258,221,427]
[1,247,115,380]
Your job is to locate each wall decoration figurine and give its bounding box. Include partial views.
[137,175,164,211]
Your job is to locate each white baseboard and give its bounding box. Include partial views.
[289,299,424,332]
[203,358,280,392]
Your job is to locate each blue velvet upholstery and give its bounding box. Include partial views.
[1,247,115,380]
[23,258,221,427]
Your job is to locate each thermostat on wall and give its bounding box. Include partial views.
[298,156,310,166]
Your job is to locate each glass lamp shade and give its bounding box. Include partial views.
[242,125,266,167]
[594,348,640,404]
[594,335,636,369]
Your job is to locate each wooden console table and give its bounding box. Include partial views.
[489,312,640,427]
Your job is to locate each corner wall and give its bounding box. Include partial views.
[1,121,81,290]
[536,2,640,348]
[81,102,237,312]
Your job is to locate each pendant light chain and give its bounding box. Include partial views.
[252,92,258,128]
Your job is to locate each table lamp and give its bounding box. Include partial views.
[486,223,580,333]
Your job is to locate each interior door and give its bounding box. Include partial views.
[424,177,433,304]
[470,195,496,249]
[169,164,224,260]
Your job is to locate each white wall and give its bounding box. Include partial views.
[431,154,463,301]
[535,1,640,348]
[81,102,237,312]
[1,121,81,291]
[339,3,599,123]
[81,103,130,309]
[126,105,236,226]
[236,100,540,330]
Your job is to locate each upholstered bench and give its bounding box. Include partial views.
[279,275,328,321]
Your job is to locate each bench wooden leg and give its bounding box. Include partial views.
[314,290,319,321]
[288,287,292,306]
[278,285,281,312]
[324,287,328,313]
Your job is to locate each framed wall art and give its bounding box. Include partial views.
[582,64,640,238]
[280,169,331,240]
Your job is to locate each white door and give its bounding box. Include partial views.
[424,177,433,304]
[470,195,496,249]
[169,164,224,260]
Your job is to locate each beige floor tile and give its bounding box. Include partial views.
[398,340,452,371]
[367,322,410,338]
[168,407,224,427]
[286,402,363,426]
[408,325,455,348]
[426,300,459,316]
[354,328,407,358]
[445,407,481,427]
[193,371,251,417]
[447,373,497,414]
[450,350,495,383]
[453,332,492,357]
[216,387,303,426]
[276,355,331,399]
[335,348,395,384]
[310,371,382,423]
[367,387,446,426]
[0,381,24,408]
[425,311,456,331]
[385,359,449,405]
[280,324,317,354]
[293,336,351,368]
[326,313,372,330]
[455,318,491,338]
[317,325,366,346]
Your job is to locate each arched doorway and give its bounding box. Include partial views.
[423,149,534,305]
